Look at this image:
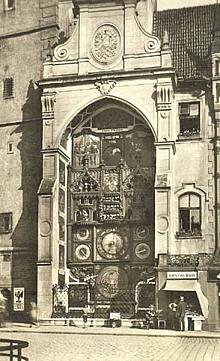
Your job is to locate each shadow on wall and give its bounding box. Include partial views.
[9,80,42,322]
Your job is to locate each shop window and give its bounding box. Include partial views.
[4,0,15,10]
[3,78,14,98]
[0,213,13,233]
[178,102,200,138]
[177,193,202,237]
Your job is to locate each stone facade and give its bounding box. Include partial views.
[1,0,220,330]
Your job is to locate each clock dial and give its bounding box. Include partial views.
[96,266,128,298]
[135,225,149,240]
[102,232,123,255]
[97,229,128,259]
[134,243,151,260]
[75,244,91,261]
[76,228,90,241]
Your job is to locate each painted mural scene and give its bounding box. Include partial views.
[1,0,220,358]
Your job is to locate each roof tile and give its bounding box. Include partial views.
[153,4,218,80]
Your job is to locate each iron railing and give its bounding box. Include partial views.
[0,339,29,360]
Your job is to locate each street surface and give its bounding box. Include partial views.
[0,330,220,361]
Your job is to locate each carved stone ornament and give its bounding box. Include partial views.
[145,38,160,53]
[156,84,173,111]
[95,79,117,96]
[41,92,56,118]
[92,24,121,65]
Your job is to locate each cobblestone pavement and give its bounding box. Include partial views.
[0,331,220,361]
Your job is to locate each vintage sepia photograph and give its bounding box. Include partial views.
[0,0,220,360]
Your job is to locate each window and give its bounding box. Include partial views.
[178,193,201,237]
[4,0,15,10]
[0,213,12,233]
[178,102,200,138]
[7,143,14,154]
[3,78,14,98]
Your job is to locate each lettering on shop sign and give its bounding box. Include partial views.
[167,271,197,280]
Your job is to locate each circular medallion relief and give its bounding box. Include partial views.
[40,221,51,237]
[92,24,121,65]
[157,216,169,234]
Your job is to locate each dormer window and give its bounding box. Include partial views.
[178,102,200,138]
[4,0,15,10]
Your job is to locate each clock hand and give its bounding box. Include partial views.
[137,248,147,254]
[80,248,87,257]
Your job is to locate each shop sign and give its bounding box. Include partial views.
[208,270,220,282]
[167,271,197,280]
[13,288,24,311]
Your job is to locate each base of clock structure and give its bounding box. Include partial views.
[54,263,156,319]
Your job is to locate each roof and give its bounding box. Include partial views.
[38,178,56,195]
[153,4,219,81]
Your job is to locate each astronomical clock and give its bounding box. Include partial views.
[67,100,155,316]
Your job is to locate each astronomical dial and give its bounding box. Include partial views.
[97,229,128,259]
[134,243,151,260]
[96,266,128,298]
[76,228,90,241]
[75,244,91,261]
[135,225,149,240]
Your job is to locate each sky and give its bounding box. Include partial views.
[158,0,217,10]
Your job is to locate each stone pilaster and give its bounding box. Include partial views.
[155,80,175,258]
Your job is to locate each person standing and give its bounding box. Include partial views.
[176,296,187,331]
[82,307,88,328]
[168,300,178,330]
[29,301,38,327]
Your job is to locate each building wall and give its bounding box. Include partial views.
[0,0,58,319]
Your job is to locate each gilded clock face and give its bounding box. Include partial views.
[96,266,128,298]
[75,244,91,261]
[97,229,128,259]
[134,243,151,260]
[135,225,149,239]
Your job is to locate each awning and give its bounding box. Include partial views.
[163,280,209,318]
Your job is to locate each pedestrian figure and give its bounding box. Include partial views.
[29,301,38,327]
[82,307,88,328]
[168,300,178,330]
[146,304,157,329]
[0,291,7,328]
[176,296,187,331]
